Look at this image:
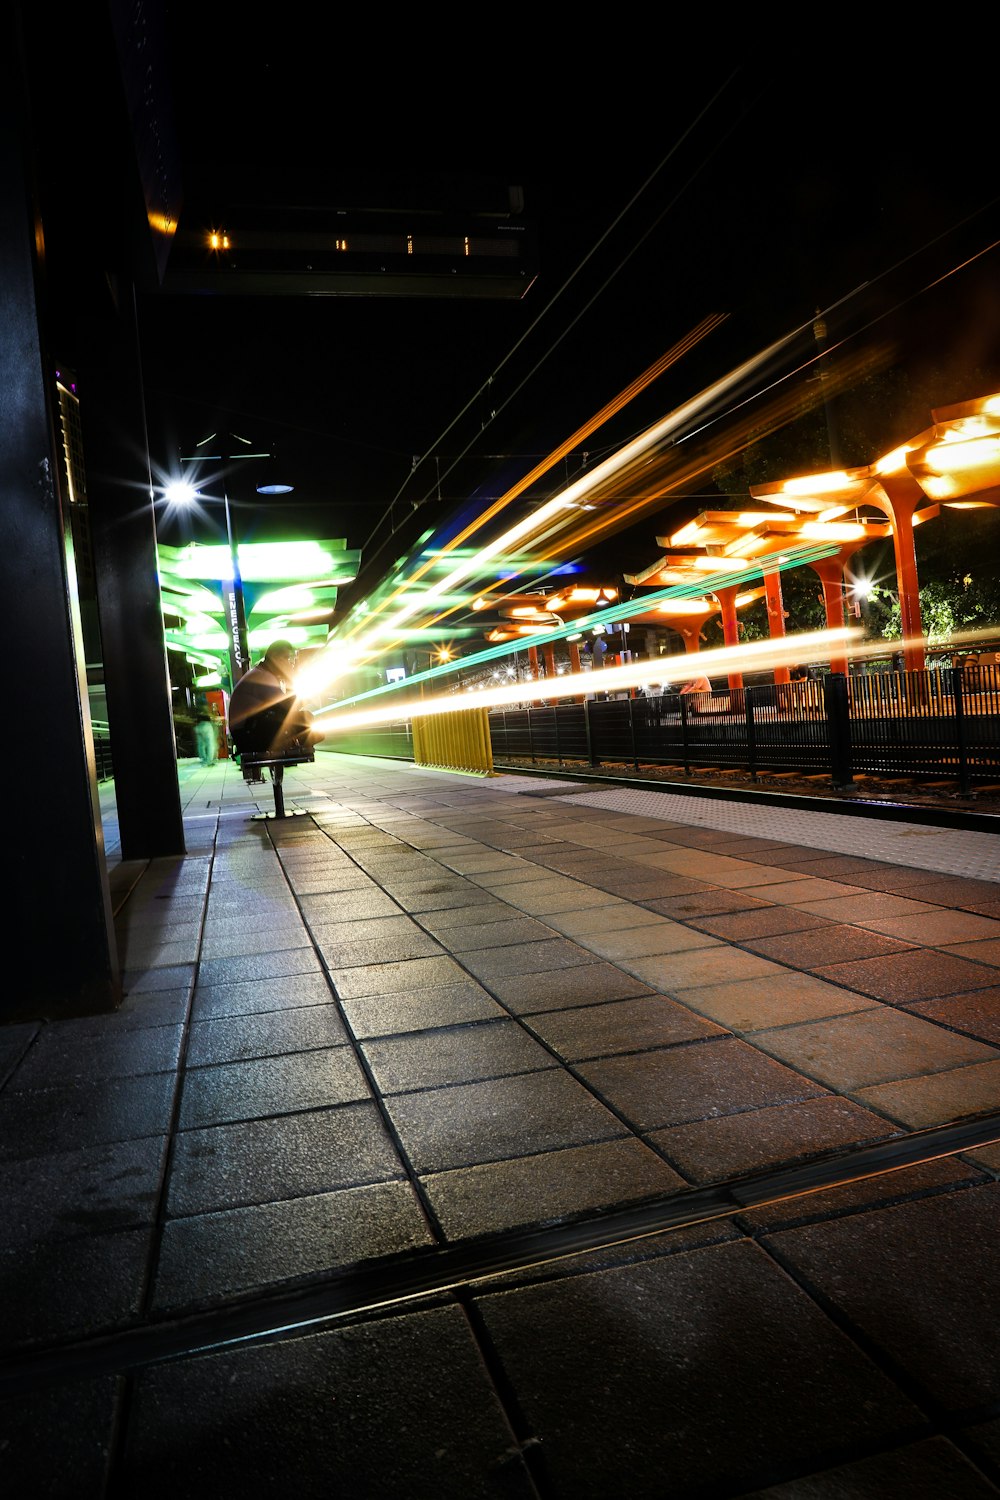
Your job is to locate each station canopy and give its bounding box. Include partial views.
[157,536,361,689]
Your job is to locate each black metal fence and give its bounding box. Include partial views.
[485,665,1000,790]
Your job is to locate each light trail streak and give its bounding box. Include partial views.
[333,318,728,649]
[308,542,842,709]
[313,627,864,734]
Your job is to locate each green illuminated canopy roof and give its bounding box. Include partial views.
[157,537,360,689]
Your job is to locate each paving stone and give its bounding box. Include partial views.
[737,1158,985,1235]
[640,888,773,920]
[0,1073,176,1161]
[194,948,321,988]
[328,954,470,999]
[854,1057,1000,1128]
[361,1019,556,1092]
[460,936,595,980]
[485,963,655,1013]
[474,1239,921,1496]
[742,923,916,969]
[153,1180,433,1310]
[763,1181,1000,1411]
[904,986,1000,1043]
[623,944,784,992]
[177,1046,372,1128]
[382,1069,630,1173]
[166,1101,406,1217]
[191,970,335,1020]
[523,993,725,1060]
[186,1004,349,1065]
[754,1007,998,1091]
[0,1135,167,1248]
[0,1228,154,1350]
[577,1036,826,1132]
[429,915,560,953]
[687,907,831,940]
[740,1435,1000,1497]
[5,1023,184,1090]
[421,1137,688,1239]
[339,981,506,1038]
[812,949,1000,1003]
[0,1377,119,1498]
[120,1308,538,1498]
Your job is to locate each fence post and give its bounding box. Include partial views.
[627,696,639,770]
[823,673,854,789]
[745,687,757,781]
[679,695,692,776]
[951,667,971,795]
[527,707,536,764]
[583,698,597,767]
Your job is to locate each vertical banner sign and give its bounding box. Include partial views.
[224,584,245,686]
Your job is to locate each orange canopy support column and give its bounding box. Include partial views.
[762,564,790,685]
[874,471,927,672]
[542,641,557,681]
[712,583,744,690]
[809,557,850,676]
[567,639,583,701]
[526,644,542,705]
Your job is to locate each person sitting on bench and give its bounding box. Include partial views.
[679,673,712,713]
[227,639,322,778]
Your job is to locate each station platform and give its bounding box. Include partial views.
[3,751,1000,1497]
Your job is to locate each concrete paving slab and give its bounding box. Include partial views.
[165,1101,406,1217]
[754,1007,998,1091]
[0,1073,177,1160]
[578,1035,827,1132]
[854,1057,1000,1128]
[660,972,878,1031]
[177,1045,373,1128]
[0,1229,155,1350]
[382,1069,631,1174]
[523,994,726,1060]
[422,1137,687,1239]
[339,980,505,1038]
[153,1180,433,1311]
[763,1181,1000,1412]
[483,962,655,1012]
[579,920,727,961]
[119,1308,538,1498]
[813,949,1000,1003]
[5,1023,184,1089]
[474,1239,922,1497]
[905,987,1000,1043]
[622,944,784,991]
[428,915,560,953]
[191,971,335,1021]
[460,937,597,981]
[642,887,773,920]
[740,1435,1000,1496]
[327,954,470,998]
[649,1096,902,1185]
[186,1004,349,1065]
[360,1018,557,1092]
[738,923,915,969]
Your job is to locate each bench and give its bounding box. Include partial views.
[237,749,315,820]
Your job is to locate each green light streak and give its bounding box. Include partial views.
[319,543,840,714]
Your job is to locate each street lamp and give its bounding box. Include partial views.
[166,432,293,688]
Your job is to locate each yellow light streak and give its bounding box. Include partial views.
[314,628,862,733]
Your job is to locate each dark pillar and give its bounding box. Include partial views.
[81,296,186,860]
[1,25,119,1019]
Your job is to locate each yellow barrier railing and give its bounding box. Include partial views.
[412,707,494,775]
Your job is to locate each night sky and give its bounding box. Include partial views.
[138,22,1000,609]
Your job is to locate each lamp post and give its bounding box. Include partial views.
[170,431,293,690]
